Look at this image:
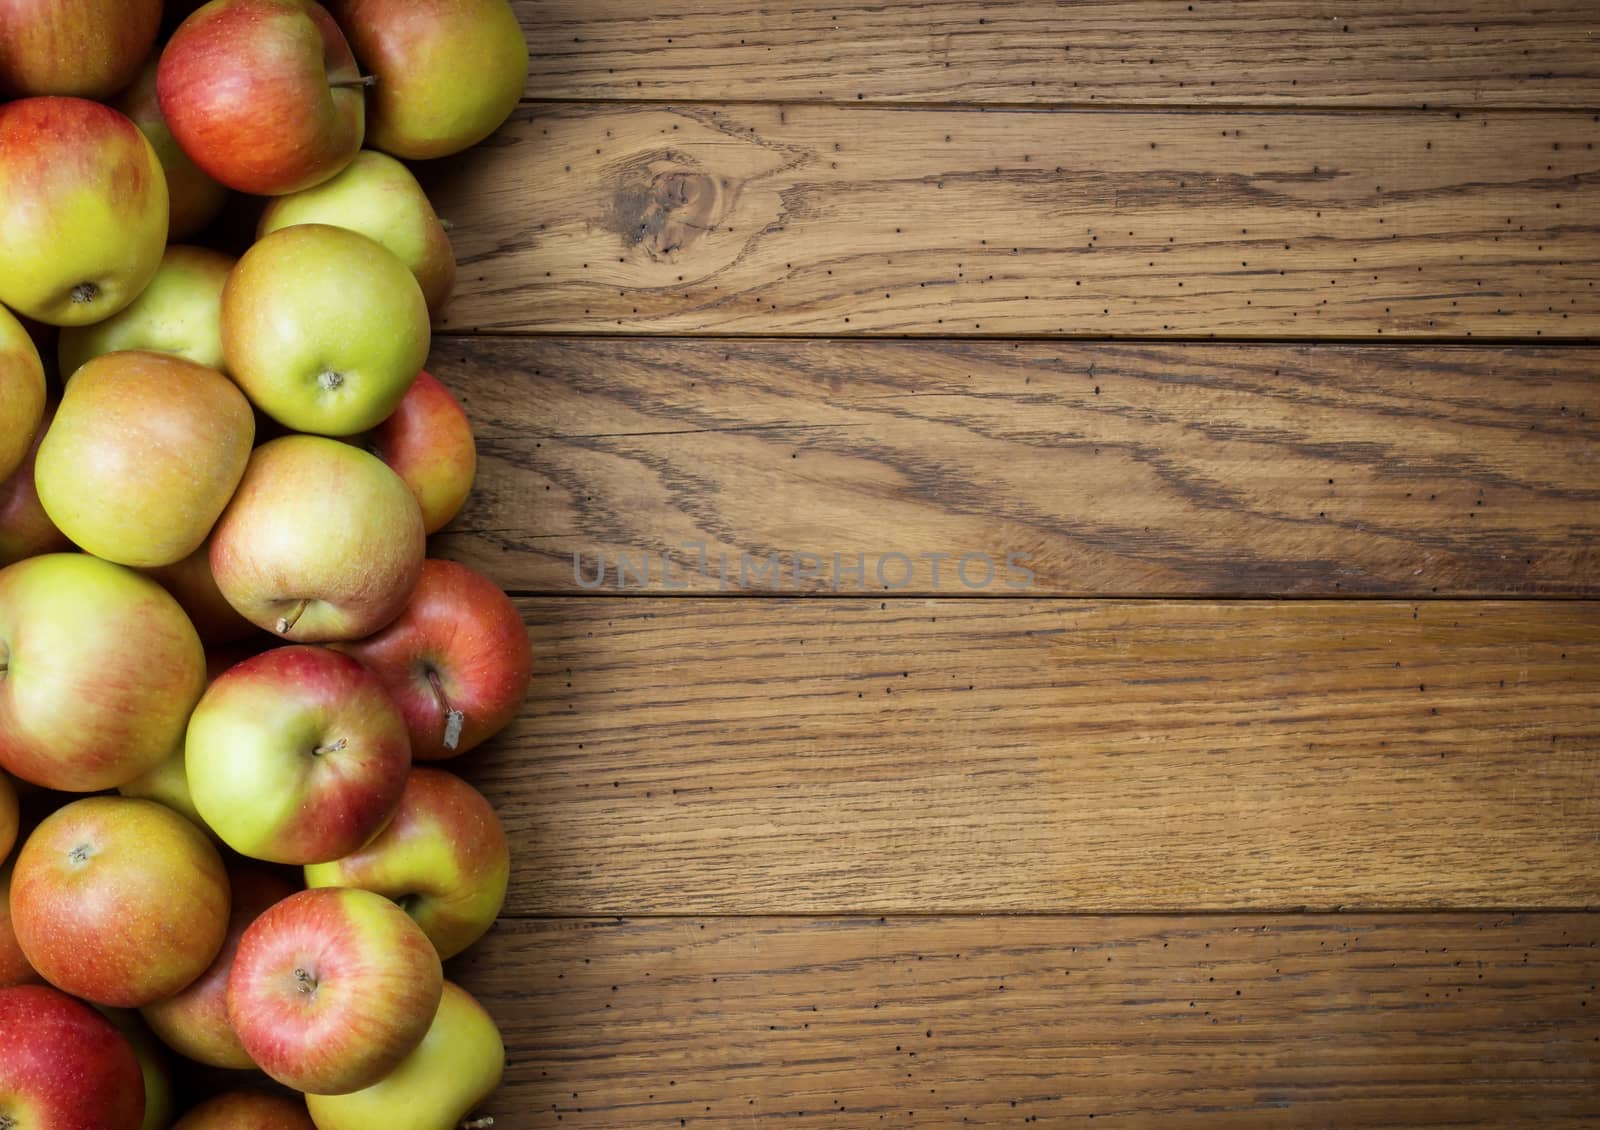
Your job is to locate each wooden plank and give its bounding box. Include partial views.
[430,338,1600,597]
[517,0,1600,109]
[465,598,1600,915]
[454,913,1600,1127]
[429,104,1600,338]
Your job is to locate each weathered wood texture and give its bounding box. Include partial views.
[517,0,1600,109]
[454,913,1600,1127]
[466,598,1600,915]
[430,338,1600,597]
[432,104,1600,338]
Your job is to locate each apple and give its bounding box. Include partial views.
[97,1008,175,1130]
[57,246,235,379]
[305,768,508,959]
[10,796,230,1007]
[0,985,145,1130]
[0,772,14,862]
[305,980,504,1129]
[0,861,39,987]
[115,57,228,240]
[0,402,71,569]
[0,0,161,99]
[158,0,366,196]
[0,97,169,326]
[174,1092,315,1130]
[142,541,260,645]
[258,150,455,318]
[209,435,425,642]
[335,559,531,760]
[228,887,443,1095]
[0,305,45,486]
[34,350,254,569]
[359,371,477,534]
[0,553,207,791]
[222,224,429,436]
[143,867,298,1069]
[332,0,529,160]
[186,645,411,864]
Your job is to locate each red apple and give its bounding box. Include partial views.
[335,559,531,760]
[10,796,230,1007]
[360,371,476,534]
[142,867,297,1069]
[0,401,71,569]
[158,0,366,196]
[0,985,145,1130]
[0,860,38,988]
[142,542,260,646]
[305,768,508,959]
[174,1092,314,1130]
[227,887,443,1094]
[186,646,411,864]
[0,0,161,99]
[115,56,228,241]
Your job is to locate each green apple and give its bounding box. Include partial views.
[97,1007,176,1130]
[0,97,169,326]
[258,150,455,318]
[0,553,207,791]
[305,981,503,1129]
[221,224,429,436]
[34,350,254,568]
[332,0,528,160]
[305,768,508,959]
[0,304,46,484]
[115,57,228,240]
[209,435,425,642]
[58,246,235,379]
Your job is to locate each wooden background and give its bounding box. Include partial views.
[441,3,1600,1125]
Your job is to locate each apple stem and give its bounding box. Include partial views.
[331,74,377,89]
[294,967,319,994]
[439,217,456,232]
[276,599,309,635]
[313,738,348,756]
[426,668,467,751]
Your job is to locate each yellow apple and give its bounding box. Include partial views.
[0,304,45,484]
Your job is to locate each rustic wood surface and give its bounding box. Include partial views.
[516,0,1600,109]
[430,338,1600,597]
[429,104,1600,338]
[452,598,1600,916]
[452,913,1600,1127]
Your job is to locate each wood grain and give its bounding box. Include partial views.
[430,338,1600,597]
[430,104,1600,337]
[465,598,1600,915]
[453,913,1600,1127]
[518,0,1600,109]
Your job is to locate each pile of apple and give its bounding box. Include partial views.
[0,1,533,1128]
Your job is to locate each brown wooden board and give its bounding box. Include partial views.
[463,598,1600,916]
[516,0,1600,110]
[430,104,1600,338]
[453,913,1600,1127]
[429,338,1600,597]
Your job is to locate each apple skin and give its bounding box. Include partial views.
[222,224,429,436]
[335,559,532,761]
[305,768,508,959]
[186,646,412,864]
[209,435,426,642]
[258,150,455,318]
[305,980,504,1130]
[158,0,365,196]
[227,887,444,1095]
[97,1008,175,1130]
[115,57,228,241]
[58,246,235,380]
[0,97,169,326]
[0,401,71,569]
[360,371,477,534]
[143,867,298,1069]
[0,860,40,987]
[0,984,145,1130]
[174,1092,315,1130]
[332,0,528,160]
[35,350,254,568]
[0,772,14,862]
[142,540,260,646]
[0,553,207,792]
[0,0,161,99]
[0,304,45,486]
[10,796,230,1007]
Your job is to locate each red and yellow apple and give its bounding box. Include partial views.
[0,304,45,486]
[0,984,145,1130]
[173,1092,315,1130]
[360,371,477,533]
[305,768,508,959]
[0,0,161,99]
[141,541,260,646]
[0,402,71,569]
[115,56,228,240]
[10,796,230,1007]
[227,887,443,1094]
[0,861,39,987]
